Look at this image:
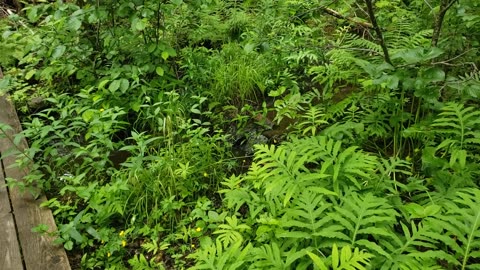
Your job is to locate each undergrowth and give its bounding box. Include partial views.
[1,0,480,269]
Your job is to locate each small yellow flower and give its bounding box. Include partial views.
[191,244,195,248]
[273,139,277,143]
[121,240,127,247]
[119,230,125,237]
[195,227,202,232]
[101,240,105,244]
[203,172,208,177]
[107,252,111,257]
[99,108,104,112]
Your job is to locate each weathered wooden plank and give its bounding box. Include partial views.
[0,154,23,270]
[0,95,71,270]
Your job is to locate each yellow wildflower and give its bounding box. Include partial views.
[195,227,202,232]
[119,230,125,237]
[100,108,104,112]
[203,172,208,177]
[107,252,111,257]
[122,240,127,247]
[191,244,195,248]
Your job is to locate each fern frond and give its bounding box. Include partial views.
[188,238,252,270]
[425,188,480,269]
[377,220,454,269]
[307,244,373,270]
[432,103,480,150]
[327,192,397,259]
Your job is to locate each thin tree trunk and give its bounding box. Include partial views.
[364,0,391,65]
[431,0,457,47]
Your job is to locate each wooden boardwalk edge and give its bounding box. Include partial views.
[0,151,23,270]
[0,94,71,270]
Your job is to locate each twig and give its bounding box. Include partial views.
[431,49,474,64]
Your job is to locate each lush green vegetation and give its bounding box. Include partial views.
[1,0,480,269]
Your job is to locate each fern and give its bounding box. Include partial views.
[449,71,480,99]
[213,216,251,248]
[279,190,337,242]
[294,105,328,136]
[425,189,480,269]
[188,239,252,270]
[249,242,307,269]
[328,192,397,258]
[377,221,450,269]
[431,103,480,150]
[307,244,373,270]
[284,136,378,193]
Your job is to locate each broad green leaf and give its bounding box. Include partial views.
[131,102,141,112]
[109,80,120,93]
[52,45,66,59]
[98,79,110,90]
[120,79,130,93]
[82,109,96,123]
[133,19,146,31]
[27,6,39,22]
[64,240,73,250]
[161,51,169,60]
[25,70,36,80]
[421,67,445,83]
[67,17,82,31]
[156,67,164,76]
[392,47,444,64]
[86,227,101,240]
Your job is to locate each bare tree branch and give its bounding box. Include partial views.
[363,0,391,65]
[320,7,373,29]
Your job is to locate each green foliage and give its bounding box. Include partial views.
[2,0,480,268]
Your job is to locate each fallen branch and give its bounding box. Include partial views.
[291,5,373,29]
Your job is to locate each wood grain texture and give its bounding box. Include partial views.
[0,95,71,270]
[0,154,23,270]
